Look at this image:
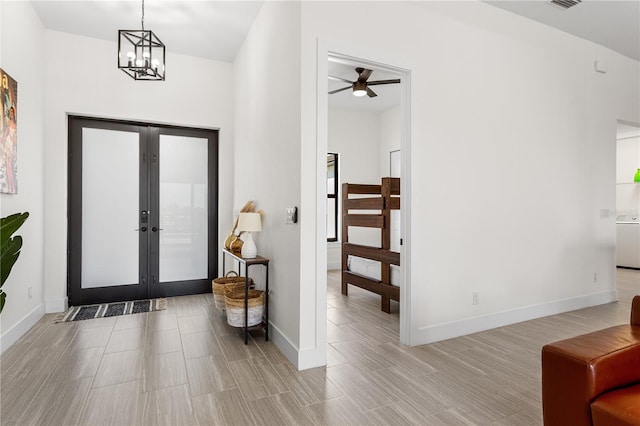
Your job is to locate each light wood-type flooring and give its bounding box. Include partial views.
[1,268,638,425]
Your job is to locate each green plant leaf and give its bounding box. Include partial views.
[1,236,23,287]
[0,212,28,313]
[0,212,29,248]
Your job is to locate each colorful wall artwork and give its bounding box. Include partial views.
[0,68,18,194]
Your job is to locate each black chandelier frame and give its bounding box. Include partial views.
[117,0,165,81]
[118,29,165,81]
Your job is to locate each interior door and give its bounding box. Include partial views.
[68,117,218,306]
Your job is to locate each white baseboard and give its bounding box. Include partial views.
[0,303,45,354]
[268,322,299,367]
[411,290,619,346]
[269,321,327,370]
[45,297,68,313]
[297,345,327,370]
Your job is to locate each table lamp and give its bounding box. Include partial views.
[237,212,262,258]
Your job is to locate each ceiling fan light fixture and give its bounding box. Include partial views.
[328,67,400,98]
[352,81,367,97]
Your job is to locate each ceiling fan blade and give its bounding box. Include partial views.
[329,75,354,84]
[359,68,373,82]
[328,86,352,95]
[366,87,378,98]
[367,79,402,86]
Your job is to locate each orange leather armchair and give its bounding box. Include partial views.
[542,296,640,426]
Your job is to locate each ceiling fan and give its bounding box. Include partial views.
[328,67,401,98]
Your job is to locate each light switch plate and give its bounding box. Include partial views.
[286,207,298,224]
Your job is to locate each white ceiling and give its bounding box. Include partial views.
[485,0,639,61]
[30,1,264,62]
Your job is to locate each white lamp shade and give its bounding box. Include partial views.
[237,212,262,233]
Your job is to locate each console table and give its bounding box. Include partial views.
[222,249,269,344]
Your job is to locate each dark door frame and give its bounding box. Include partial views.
[67,116,218,306]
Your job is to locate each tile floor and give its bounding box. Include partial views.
[0,268,638,425]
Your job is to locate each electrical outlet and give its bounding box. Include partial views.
[28,287,33,299]
[472,292,479,305]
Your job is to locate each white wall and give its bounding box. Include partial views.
[327,106,382,268]
[300,0,640,355]
[43,31,235,312]
[380,105,401,176]
[0,2,46,352]
[325,105,402,269]
[328,107,382,183]
[233,2,303,367]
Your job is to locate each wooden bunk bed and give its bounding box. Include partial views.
[341,177,400,313]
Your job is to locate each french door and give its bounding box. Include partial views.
[68,117,218,306]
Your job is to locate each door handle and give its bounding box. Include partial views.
[135,227,147,232]
[152,227,163,232]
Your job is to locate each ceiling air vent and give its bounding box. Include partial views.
[550,0,581,9]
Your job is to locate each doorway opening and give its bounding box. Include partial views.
[68,116,218,306]
[320,51,411,352]
[615,120,640,271]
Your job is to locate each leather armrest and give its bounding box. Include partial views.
[632,295,640,326]
[542,325,640,426]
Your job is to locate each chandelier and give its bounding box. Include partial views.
[117,0,165,81]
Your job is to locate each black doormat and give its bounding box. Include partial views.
[54,299,166,323]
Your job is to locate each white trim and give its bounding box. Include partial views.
[317,38,413,349]
[270,318,327,370]
[0,303,45,354]
[269,321,299,368]
[398,64,412,346]
[297,345,327,371]
[315,39,329,368]
[411,290,619,346]
[45,297,68,313]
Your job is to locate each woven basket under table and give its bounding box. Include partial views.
[212,272,253,311]
[225,289,265,328]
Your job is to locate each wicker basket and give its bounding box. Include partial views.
[225,289,265,327]
[212,271,253,311]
